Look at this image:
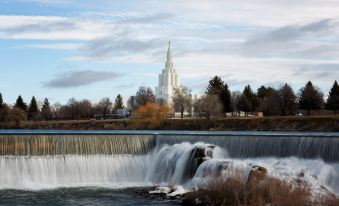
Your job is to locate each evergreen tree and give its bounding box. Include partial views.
[243,85,259,112]
[114,94,124,110]
[206,76,232,113]
[299,81,324,115]
[206,76,224,95]
[14,95,27,112]
[220,84,232,113]
[28,96,39,120]
[326,80,339,114]
[257,86,274,99]
[41,98,52,120]
[0,93,3,108]
[0,93,8,122]
[277,83,297,116]
[238,94,252,116]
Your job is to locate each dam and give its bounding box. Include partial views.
[0,130,338,160]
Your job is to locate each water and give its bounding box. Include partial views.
[0,130,338,204]
[0,155,148,190]
[0,188,180,206]
[0,134,155,155]
[156,133,339,162]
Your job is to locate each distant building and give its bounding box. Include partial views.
[155,42,180,104]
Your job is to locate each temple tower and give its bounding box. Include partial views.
[155,42,180,103]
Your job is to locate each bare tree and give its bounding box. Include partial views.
[127,96,138,110]
[67,98,80,120]
[51,102,62,120]
[262,91,280,116]
[231,91,242,116]
[193,96,204,118]
[96,97,112,119]
[135,86,156,106]
[194,94,223,120]
[6,107,27,126]
[172,86,192,119]
[78,99,93,119]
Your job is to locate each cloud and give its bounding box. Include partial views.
[245,19,336,45]
[2,0,339,95]
[27,43,81,50]
[81,35,165,60]
[239,19,339,58]
[44,70,122,88]
[119,13,174,24]
[5,21,77,34]
[294,63,339,80]
[84,11,174,24]
[0,15,111,40]
[117,83,135,89]
[13,0,74,4]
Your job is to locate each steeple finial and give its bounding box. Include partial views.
[165,41,173,70]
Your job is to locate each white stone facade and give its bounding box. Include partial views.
[155,42,180,103]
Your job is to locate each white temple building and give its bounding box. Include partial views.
[155,42,180,103]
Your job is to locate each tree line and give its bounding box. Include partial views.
[0,77,338,125]
[127,77,338,121]
[170,77,339,118]
[0,94,125,125]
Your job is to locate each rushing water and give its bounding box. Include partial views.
[0,130,338,204]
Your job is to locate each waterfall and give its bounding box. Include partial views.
[145,142,215,184]
[0,131,338,194]
[156,134,339,162]
[0,155,149,189]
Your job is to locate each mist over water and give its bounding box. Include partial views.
[0,131,338,196]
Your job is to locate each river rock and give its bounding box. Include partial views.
[184,145,215,180]
[149,186,172,194]
[149,185,189,200]
[246,165,268,190]
[195,160,233,178]
[167,185,188,197]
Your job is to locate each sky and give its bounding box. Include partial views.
[0,0,338,105]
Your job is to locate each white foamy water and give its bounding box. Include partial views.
[0,155,149,190]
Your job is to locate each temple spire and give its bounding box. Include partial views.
[155,41,180,103]
[165,41,173,70]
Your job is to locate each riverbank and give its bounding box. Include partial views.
[2,116,338,131]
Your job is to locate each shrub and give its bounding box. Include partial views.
[132,103,169,129]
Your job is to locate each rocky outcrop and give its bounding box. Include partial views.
[246,165,268,190]
[183,145,214,180]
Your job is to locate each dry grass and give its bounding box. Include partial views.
[321,198,339,206]
[182,174,335,206]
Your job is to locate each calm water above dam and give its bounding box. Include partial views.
[0,130,338,205]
